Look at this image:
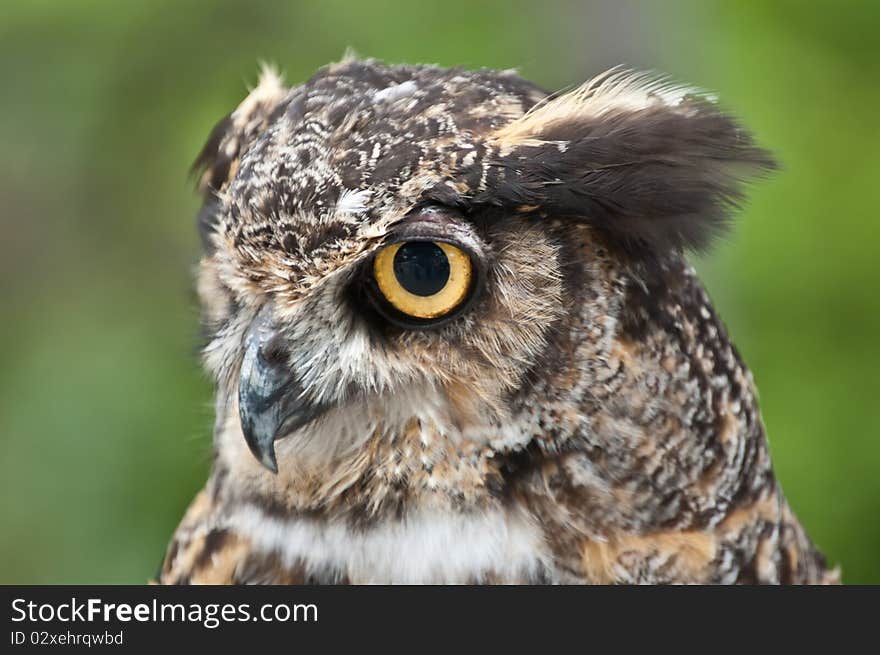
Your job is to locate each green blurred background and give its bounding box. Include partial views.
[1,0,877,583]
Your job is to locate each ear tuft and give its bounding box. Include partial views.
[474,68,776,255]
[192,64,288,251]
[193,64,287,194]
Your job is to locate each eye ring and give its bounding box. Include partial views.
[368,239,477,328]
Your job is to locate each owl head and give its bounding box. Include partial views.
[193,59,773,479]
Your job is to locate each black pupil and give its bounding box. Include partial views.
[393,242,450,297]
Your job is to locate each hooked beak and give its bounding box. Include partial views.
[238,306,331,473]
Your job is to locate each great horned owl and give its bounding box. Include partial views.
[158,58,837,584]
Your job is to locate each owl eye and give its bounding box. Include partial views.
[372,240,473,323]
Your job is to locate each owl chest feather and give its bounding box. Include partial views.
[226,503,553,584]
[204,408,559,583]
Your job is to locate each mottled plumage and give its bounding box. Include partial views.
[159,58,836,584]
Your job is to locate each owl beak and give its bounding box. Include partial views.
[237,307,331,473]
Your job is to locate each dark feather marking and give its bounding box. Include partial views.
[157,538,180,581]
[193,528,231,572]
[191,114,234,193]
[235,551,350,585]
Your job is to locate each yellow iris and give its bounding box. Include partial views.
[373,241,472,319]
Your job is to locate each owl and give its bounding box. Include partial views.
[157,57,838,584]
